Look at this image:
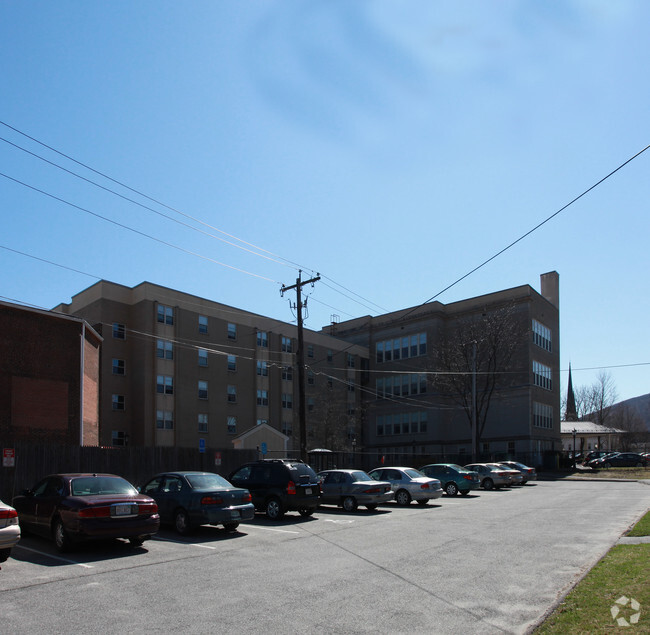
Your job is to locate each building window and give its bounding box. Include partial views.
[156,375,173,395]
[257,331,268,347]
[533,361,553,391]
[112,323,125,340]
[376,333,427,363]
[157,304,173,325]
[227,416,237,434]
[227,355,237,371]
[112,431,127,446]
[282,422,292,436]
[307,398,314,412]
[307,370,314,385]
[257,361,268,376]
[256,419,268,426]
[376,374,428,399]
[112,359,125,375]
[198,380,208,400]
[112,394,125,411]
[327,350,333,363]
[347,380,355,392]
[227,385,237,403]
[198,413,208,433]
[327,377,333,388]
[532,319,552,352]
[156,339,173,360]
[533,402,553,429]
[508,441,515,454]
[156,410,174,429]
[281,336,292,353]
[198,315,208,334]
[198,348,208,367]
[376,411,428,436]
[257,390,269,406]
[227,323,237,340]
[347,354,355,368]
[308,345,314,358]
[282,366,293,381]
[282,393,293,409]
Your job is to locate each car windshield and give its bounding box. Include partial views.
[447,464,464,471]
[71,476,137,496]
[350,471,372,482]
[186,473,232,489]
[404,468,426,479]
[288,463,318,480]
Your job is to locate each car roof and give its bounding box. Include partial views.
[43,473,122,479]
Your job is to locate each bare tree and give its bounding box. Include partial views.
[609,404,649,451]
[582,371,618,426]
[433,302,527,458]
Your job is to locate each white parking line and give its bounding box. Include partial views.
[15,544,94,568]
[241,525,300,534]
[153,536,217,549]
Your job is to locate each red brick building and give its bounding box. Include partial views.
[0,301,102,446]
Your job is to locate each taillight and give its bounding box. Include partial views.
[363,487,382,494]
[0,509,18,519]
[287,480,296,495]
[139,502,158,514]
[79,506,111,518]
[242,492,252,503]
[420,483,430,490]
[201,496,223,506]
[463,474,473,481]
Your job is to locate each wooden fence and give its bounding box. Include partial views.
[0,442,257,503]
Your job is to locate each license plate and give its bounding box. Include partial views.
[305,488,312,495]
[231,510,240,520]
[114,505,132,516]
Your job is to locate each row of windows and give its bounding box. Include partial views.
[533,402,554,429]
[533,360,553,391]
[376,411,428,436]
[532,319,552,352]
[376,374,427,399]
[155,410,238,435]
[376,333,427,363]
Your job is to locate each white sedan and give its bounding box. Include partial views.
[368,467,443,506]
[0,499,20,565]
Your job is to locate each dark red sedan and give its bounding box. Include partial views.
[13,473,160,552]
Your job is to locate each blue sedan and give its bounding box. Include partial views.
[141,471,254,534]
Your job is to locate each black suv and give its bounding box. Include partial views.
[228,459,321,520]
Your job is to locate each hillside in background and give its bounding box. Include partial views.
[613,393,650,431]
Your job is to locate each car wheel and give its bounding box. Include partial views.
[298,508,314,517]
[521,480,528,485]
[417,499,429,506]
[174,509,191,535]
[129,537,145,547]
[366,504,378,511]
[460,490,470,496]
[445,482,459,496]
[223,522,239,532]
[604,462,611,469]
[395,489,411,506]
[636,462,643,467]
[342,496,358,512]
[265,497,284,520]
[0,548,11,563]
[53,518,71,553]
[483,478,494,491]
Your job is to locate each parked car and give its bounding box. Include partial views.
[12,473,160,552]
[368,467,443,506]
[582,450,611,466]
[586,452,619,468]
[418,464,480,496]
[592,452,648,468]
[317,469,394,511]
[141,471,254,534]
[0,499,20,564]
[228,459,321,520]
[463,464,512,490]
[490,463,524,485]
[498,461,537,484]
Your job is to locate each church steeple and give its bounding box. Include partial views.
[565,363,578,421]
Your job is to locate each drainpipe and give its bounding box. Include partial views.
[80,323,85,446]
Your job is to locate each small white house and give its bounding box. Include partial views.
[560,420,623,453]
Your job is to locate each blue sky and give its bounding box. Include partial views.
[1,1,648,402]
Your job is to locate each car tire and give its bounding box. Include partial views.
[0,548,11,563]
[395,489,411,506]
[129,537,145,547]
[174,508,192,535]
[342,496,357,512]
[445,482,459,496]
[604,462,611,469]
[265,497,284,520]
[298,508,314,517]
[460,490,470,496]
[53,518,71,553]
[223,522,239,532]
[366,504,378,511]
[483,478,494,491]
[636,462,643,467]
[417,499,429,506]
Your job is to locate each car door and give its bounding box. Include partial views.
[157,475,185,520]
[141,476,165,520]
[320,472,342,503]
[33,476,65,536]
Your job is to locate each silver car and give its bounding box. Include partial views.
[0,499,20,565]
[317,469,394,511]
[499,461,537,484]
[491,463,524,486]
[368,467,443,506]
[464,464,512,490]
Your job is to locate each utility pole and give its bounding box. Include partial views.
[281,271,320,462]
[471,340,477,463]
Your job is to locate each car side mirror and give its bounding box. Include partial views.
[22,489,34,497]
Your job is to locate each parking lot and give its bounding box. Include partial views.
[3,478,650,634]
